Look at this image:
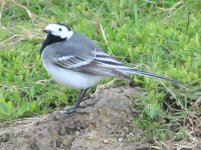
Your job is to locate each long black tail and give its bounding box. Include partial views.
[117,67,182,84]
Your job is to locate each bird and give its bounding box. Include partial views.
[40,23,181,114]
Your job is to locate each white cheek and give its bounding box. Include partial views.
[52,31,62,37]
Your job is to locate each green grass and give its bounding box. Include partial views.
[0,0,200,145]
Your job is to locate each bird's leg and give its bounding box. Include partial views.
[61,89,88,114]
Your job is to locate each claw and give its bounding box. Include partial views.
[60,107,76,114]
[60,89,89,115]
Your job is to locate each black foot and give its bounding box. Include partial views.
[61,89,89,114]
[60,107,76,114]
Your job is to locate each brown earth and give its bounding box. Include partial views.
[0,86,152,150]
[1,86,200,150]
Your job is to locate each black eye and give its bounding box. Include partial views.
[58,28,62,31]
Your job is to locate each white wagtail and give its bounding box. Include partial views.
[40,23,181,114]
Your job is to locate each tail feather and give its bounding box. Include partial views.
[117,68,182,84]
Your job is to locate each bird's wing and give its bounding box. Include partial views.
[52,48,130,79]
[53,55,92,69]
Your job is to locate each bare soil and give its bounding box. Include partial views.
[1,85,201,150]
[0,86,153,150]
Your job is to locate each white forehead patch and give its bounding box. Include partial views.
[45,24,73,39]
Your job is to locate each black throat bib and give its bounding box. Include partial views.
[40,34,66,55]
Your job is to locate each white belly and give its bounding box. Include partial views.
[42,61,103,89]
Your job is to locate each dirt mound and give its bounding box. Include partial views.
[0,86,151,150]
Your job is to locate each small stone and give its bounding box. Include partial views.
[75,131,80,135]
[62,138,70,146]
[118,138,123,142]
[102,139,109,144]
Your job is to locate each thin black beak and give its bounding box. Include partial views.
[43,29,52,33]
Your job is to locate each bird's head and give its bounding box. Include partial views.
[43,23,73,39]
